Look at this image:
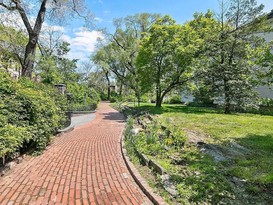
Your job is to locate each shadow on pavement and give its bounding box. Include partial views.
[102,112,125,123]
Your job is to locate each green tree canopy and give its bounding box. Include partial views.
[193,0,271,113]
[93,13,160,105]
[137,16,202,107]
[0,25,27,70]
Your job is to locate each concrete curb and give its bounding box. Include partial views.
[70,110,96,115]
[56,126,75,136]
[120,134,169,205]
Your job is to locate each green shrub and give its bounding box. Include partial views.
[122,94,136,102]
[87,87,100,103]
[141,95,150,103]
[0,72,65,161]
[100,92,108,101]
[192,85,214,105]
[166,95,182,104]
[165,126,187,148]
[69,103,97,111]
[0,124,30,164]
[67,83,100,109]
[124,116,134,141]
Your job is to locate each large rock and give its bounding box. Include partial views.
[161,174,178,197]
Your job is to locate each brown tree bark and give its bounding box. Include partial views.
[105,71,111,101]
[1,0,48,78]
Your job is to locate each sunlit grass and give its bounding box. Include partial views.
[121,102,273,204]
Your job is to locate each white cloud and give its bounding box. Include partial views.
[92,0,103,4]
[61,28,104,61]
[0,11,65,33]
[0,12,26,31]
[94,17,103,22]
[103,10,111,14]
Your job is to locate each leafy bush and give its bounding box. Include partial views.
[99,92,108,101]
[0,72,65,162]
[66,83,100,109]
[166,95,182,104]
[259,98,273,107]
[165,126,187,148]
[127,116,187,157]
[0,124,30,164]
[141,95,150,103]
[124,115,134,141]
[69,103,97,111]
[192,85,214,105]
[109,91,122,103]
[88,87,100,103]
[121,93,136,102]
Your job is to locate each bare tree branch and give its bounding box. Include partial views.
[0,2,16,10]
[11,0,33,34]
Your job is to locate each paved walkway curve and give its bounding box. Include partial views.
[0,103,153,205]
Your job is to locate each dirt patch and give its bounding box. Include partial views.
[198,141,251,162]
[183,128,207,144]
[183,128,251,162]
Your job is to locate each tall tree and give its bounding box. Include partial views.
[137,16,201,107]
[197,0,270,113]
[0,0,91,78]
[92,48,112,101]
[104,13,160,106]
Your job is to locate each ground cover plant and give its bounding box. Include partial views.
[120,102,273,204]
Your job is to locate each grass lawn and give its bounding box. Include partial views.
[120,102,273,204]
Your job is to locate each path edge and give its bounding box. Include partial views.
[120,133,169,205]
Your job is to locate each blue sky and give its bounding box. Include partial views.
[63,0,273,66]
[90,0,273,30]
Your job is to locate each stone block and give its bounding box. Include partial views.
[149,159,165,175]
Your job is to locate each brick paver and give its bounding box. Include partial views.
[0,102,152,205]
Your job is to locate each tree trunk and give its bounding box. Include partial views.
[156,97,163,107]
[107,84,111,101]
[105,71,111,101]
[225,100,231,114]
[156,89,162,107]
[21,35,38,77]
[224,79,231,114]
[18,0,48,77]
[119,83,123,96]
[156,90,170,108]
[136,92,141,107]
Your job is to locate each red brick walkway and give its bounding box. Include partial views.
[0,103,152,205]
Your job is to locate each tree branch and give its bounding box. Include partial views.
[10,0,33,34]
[0,2,17,10]
[72,0,87,19]
[33,0,48,34]
[110,33,126,50]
